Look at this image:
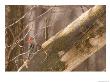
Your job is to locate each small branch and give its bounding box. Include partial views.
[17,49,41,71]
[27,7,53,23]
[6,7,54,58]
[44,18,49,41]
[6,6,36,29]
[80,6,85,13]
[6,24,51,64]
[17,60,29,72]
[7,50,30,63]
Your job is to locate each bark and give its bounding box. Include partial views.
[40,5,105,71]
[62,33,105,71]
[60,14,105,71]
[41,5,105,54]
[5,5,106,71]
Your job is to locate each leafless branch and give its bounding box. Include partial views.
[6,5,36,29]
[17,59,29,72]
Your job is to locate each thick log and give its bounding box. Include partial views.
[60,12,106,71]
[41,5,105,54]
[61,33,105,71]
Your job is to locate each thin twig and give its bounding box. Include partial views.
[27,7,53,25]
[80,6,85,13]
[44,18,49,41]
[6,26,14,39]
[8,50,30,63]
[5,6,36,29]
[18,44,23,47]
[6,7,53,69]
[17,59,29,72]
[17,49,41,71]
[6,7,53,49]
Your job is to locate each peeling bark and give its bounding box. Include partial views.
[62,33,105,71]
[41,5,105,54]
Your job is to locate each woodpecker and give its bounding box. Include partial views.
[27,36,42,60]
[27,36,36,59]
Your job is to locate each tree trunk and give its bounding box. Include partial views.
[41,5,105,54]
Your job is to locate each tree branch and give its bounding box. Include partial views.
[41,5,105,54]
[62,33,105,71]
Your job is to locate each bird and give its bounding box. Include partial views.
[27,36,36,59]
[27,36,41,59]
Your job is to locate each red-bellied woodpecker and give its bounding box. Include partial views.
[27,36,41,59]
[27,36,36,59]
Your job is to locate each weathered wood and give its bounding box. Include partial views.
[41,5,105,54]
[62,33,105,71]
[60,13,106,71]
[6,5,106,71]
